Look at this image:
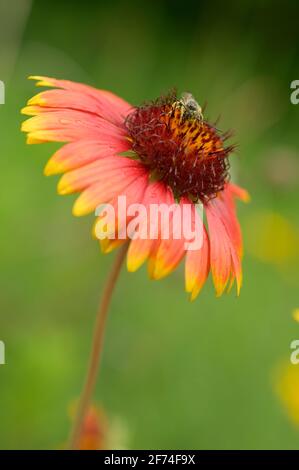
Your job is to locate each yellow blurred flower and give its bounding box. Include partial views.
[275,362,299,426]
[246,211,299,266]
[293,309,299,323]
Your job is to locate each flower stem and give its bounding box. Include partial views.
[68,243,128,450]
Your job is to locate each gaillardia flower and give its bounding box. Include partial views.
[22,76,249,300]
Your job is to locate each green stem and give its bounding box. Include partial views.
[68,243,128,450]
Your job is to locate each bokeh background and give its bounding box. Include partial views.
[1,0,299,449]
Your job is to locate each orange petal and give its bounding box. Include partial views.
[57,157,142,195]
[93,172,148,240]
[21,110,125,144]
[227,235,243,296]
[100,238,127,254]
[205,202,232,297]
[28,75,132,126]
[72,165,147,216]
[185,224,210,301]
[213,189,243,258]
[148,191,186,280]
[126,181,170,272]
[206,183,248,294]
[228,183,250,203]
[44,140,129,176]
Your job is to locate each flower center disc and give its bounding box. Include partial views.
[125,93,233,202]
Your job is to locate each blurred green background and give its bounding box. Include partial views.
[1,0,299,450]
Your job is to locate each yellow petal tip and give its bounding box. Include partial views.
[243,191,251,203]
[72,201,90,217]
[44,160,63,176]
[28,76,54,87]
[20,121,27,132]
[57,182,70,195]
[27,95,46,106]
[127,259,141,273]
[21,107,30,115]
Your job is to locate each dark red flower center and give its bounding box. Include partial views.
[125,92,234,202]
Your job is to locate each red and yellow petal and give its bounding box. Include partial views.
[26,76,132,126]
[100,238,127,254]
[213,187,243,258]
[205,202,232,297]
[148,193,185,280]
[44,139,130,176]
[72,165,147,216]
[21,109,126,145]
[185,220,210,301]
[94,172,149,241]
[206,197,243,296]
[228,183,250,203]
[126,181,170,272]
[57,156,141,195]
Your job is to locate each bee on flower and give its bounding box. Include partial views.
[22,76,249,299]
[21,76,250,449]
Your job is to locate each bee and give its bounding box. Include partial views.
[180,92,203,122]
